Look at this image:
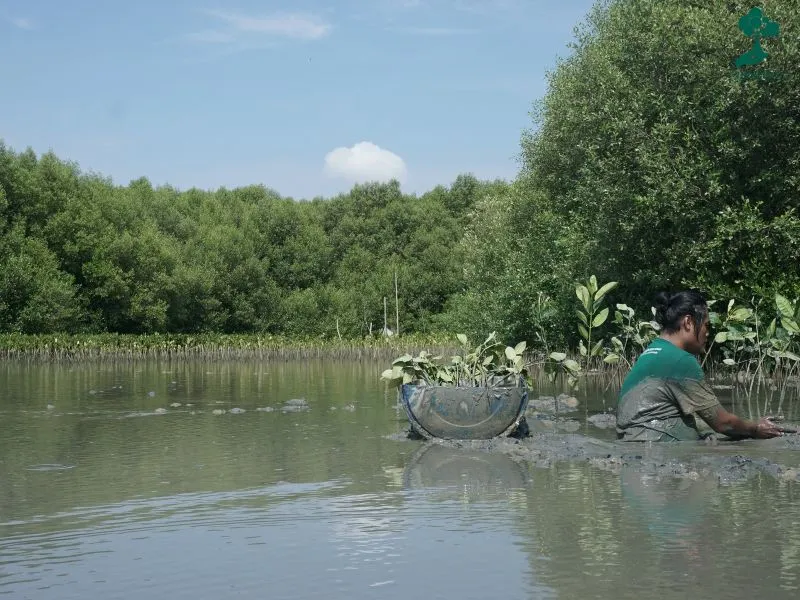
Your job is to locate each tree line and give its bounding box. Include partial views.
[0,144,505,336]
[2,0,798,348]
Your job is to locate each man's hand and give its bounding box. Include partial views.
[753,416,787,439]
[697,405,785,439]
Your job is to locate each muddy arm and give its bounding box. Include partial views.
[696,406,783,439]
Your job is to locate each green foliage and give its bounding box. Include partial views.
[0,142,492,337]
[574,275,617,365]
[461,0,800,343]
[707,293,800,392]
[443,181,580,347]
[2,0,798,348]
[544,351,582,389]
[609,303,659,367]
[0,331,457,362]
[0,223,84,333]
[381,332,529,388]
[686,201,800,301]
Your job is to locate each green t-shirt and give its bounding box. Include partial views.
[616,338,720,441]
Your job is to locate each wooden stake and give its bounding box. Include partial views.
[383,296,388,335]
[394,269,400,337]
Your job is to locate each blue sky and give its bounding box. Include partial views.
[0,0,596,199]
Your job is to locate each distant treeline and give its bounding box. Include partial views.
[2,0,799,350]
[0,143,502,337]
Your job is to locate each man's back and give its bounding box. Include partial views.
[616,338,719,441]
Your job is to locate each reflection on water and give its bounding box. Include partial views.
[402,442,529,500]
[0,359,799,599]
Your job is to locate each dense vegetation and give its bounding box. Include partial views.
[447,0,800,346]
[0,147,504,336]
[1,0,798,358]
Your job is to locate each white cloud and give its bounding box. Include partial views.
[324,142,408,184]
[10,17,34,30]
[203,10,331,40]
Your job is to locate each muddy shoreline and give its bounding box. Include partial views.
[391,430,800,484]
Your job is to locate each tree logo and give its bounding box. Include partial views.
[735,7,779,68]
[733,7,782,80]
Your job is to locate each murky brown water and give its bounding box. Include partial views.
[1,360,799,599]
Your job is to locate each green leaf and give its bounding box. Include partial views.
[563,358,581,373]
[392,354,412,364]
[783,318,800,334]
[549,352,567,362]
[723,358,736,366]
[514,341,527,354]
[767,318,777,338]
[578,340,588,356]
[381,368,396,380]
[714,331,729,343]
[576,285,591,311]
[576,310,589,326]
[456,333,468,346]
[504,346,516,361]
[591,339,604,356]
[592,307,609,327]
[578,324,589,340]
[776,293,794,319]
[729,307,752,322]
[594,281,618,302]
[402,372,414,384]
[779,351,800,362]
[603,353,619,364]
[588,275,598,295]
[483,355,494,366]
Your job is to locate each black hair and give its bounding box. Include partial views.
[653,290,708,335]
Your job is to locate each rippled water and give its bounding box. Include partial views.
[1,360,799,599]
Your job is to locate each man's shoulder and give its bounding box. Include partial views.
[670,348,704,380]
[640,339,704,379]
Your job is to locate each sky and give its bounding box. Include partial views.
[0,0,597,199]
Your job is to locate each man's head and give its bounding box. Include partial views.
[653,290,710,355]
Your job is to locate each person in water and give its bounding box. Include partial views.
[616,290,785,441]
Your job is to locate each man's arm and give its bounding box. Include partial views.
[696,405,784,439]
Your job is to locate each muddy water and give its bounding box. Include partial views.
[1,360,799,599]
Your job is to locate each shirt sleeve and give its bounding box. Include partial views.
[669,378,721,415]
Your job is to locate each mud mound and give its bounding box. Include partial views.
[420,432,800,484]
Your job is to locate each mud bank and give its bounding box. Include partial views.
[391,431,800,484]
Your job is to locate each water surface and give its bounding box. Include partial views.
[1,360,799,599]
